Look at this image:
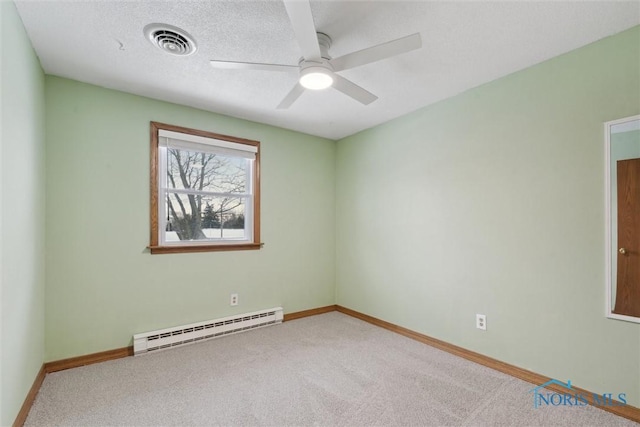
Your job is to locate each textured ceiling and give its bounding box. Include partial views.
[14,0,640,140]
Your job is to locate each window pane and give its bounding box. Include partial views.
[166,148,248,194]
[165,193,248,242]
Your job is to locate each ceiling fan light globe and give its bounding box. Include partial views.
[300,68,333,90]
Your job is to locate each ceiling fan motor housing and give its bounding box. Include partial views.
[298,32,335,90]
[316,32,332,59]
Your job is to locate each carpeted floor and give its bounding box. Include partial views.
[25,312,637,426]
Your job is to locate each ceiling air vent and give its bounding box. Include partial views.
[144,24,197,56]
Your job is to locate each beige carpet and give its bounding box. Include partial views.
[25,312,637,426]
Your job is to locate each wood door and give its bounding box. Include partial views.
[613,158,640,317]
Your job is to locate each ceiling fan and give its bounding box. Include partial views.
[209,0,422,109]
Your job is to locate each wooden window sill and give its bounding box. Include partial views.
[148,243,264,254]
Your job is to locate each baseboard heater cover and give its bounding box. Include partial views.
[133,307,283,355]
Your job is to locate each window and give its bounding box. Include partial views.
[149,122,261,254]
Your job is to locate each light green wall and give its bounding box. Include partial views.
[336,25,640,406]
[45,77,336,361]
[0,2,46,425]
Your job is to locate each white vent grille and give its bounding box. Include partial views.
[133,307,283,355]
[143,23,197,56]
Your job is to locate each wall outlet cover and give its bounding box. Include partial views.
[476,314,487,330]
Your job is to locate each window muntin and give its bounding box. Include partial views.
[150,122,261,254]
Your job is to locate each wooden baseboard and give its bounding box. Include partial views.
[283,304,338,321]
[44,346,133,373]
[335,305,640,424]
[12,365,45,427]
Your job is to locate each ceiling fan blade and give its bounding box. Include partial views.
[331,74,378,105]
[210,60,297,73]
[330,33,422,72]
[283,0,322,60]
[277,83,305,109]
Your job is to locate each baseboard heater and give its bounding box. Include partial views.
[133,307,283,356]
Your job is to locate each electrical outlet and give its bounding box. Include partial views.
[476,314,487,330]
[230,293,238,306]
